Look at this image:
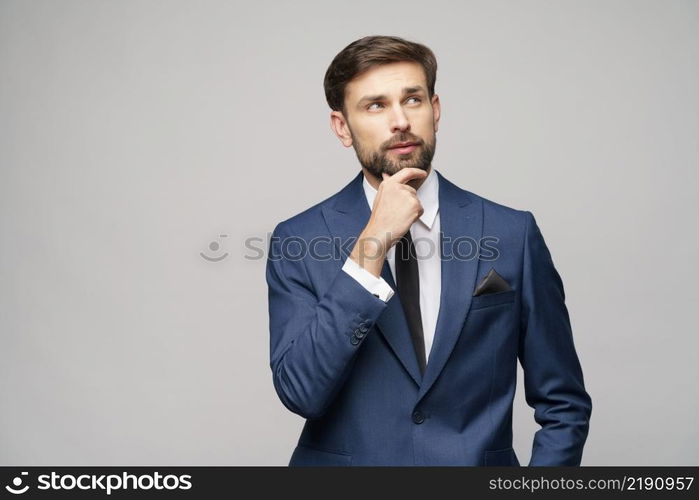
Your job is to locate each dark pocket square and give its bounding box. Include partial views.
[473,268,512,296]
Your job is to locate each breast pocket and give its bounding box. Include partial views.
[470,289,516,310]
[289,444,353,467]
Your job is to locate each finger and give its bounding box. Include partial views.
[387,167,428,185]
[399,184,417,195]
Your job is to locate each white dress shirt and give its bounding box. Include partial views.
[342,167,442,364]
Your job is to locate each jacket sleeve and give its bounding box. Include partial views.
[266,221,389,419]
[518,211,593,466]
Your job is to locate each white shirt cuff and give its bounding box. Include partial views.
[342,257,395,302]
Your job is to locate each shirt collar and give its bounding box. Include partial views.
[362,167,440,229]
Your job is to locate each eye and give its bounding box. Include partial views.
[367,97,422,111]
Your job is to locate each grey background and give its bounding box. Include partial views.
[1,0,697,465]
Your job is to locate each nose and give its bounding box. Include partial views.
[389,106,410,134]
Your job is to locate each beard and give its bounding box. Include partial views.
[351,130,436,179]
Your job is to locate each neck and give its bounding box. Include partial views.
[363,165,432,191]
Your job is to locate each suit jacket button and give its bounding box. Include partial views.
[350,335,361,345]
[355,329,366,339]
[358,323,369,333]
[412,411,425,424]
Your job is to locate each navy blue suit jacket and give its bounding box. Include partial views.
[266,170,592,466]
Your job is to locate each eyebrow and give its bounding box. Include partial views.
[356,86,426,107]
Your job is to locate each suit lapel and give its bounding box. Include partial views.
[416,171,483,403]
[321,172,423,387]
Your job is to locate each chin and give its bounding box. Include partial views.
[392,164,428,173]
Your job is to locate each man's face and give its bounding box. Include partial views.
[331,61,440,179]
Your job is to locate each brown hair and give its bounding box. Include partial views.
[323,35,438,116]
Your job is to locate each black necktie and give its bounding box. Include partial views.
[395,229,427,375]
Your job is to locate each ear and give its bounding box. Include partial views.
[431,94,441,133]
[330,111,353,147]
